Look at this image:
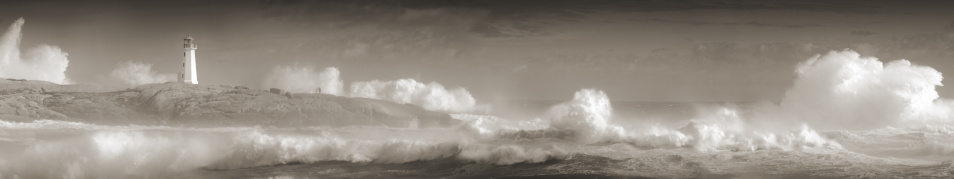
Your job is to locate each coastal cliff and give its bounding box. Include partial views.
[0,79,458,127]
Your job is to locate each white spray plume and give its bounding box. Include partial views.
[528,89,839,150]
[0,18,71,84]
[263,65,344,95]
[108,61,177,87]
[781,49,953,130]
[350,78,477,112]
[544,88,625,143]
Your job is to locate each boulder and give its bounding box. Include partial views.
[269,88,284,94]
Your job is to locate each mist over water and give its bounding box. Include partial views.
[3,49,954,178]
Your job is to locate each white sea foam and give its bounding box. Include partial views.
[0,120,571,178]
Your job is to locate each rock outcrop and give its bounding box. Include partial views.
[0,79,459,128]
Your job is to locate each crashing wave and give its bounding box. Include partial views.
[0,121,571,178]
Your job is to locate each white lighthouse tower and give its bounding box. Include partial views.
[179,35,198,84]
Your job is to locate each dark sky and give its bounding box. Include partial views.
[3,0,954,102]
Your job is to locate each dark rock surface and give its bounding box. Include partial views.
[0,79,458,127]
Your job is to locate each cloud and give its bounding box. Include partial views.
[779,49,952,130]
[631,18,825,29]
[263,0,861,38]
[258,0,577,38]
[867,27,954,59]
[946,22,954,40]
[108,61,177,87]
[0,18,71,84]
[350,78,476,112]
[333,30,472,60]
[850,30,875,36]
[519,42,822,75]
[263,65,344,95]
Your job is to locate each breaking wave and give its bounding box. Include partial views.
[0,120,570,178]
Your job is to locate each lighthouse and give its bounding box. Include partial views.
[179,35,198,84]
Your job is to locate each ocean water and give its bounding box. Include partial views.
[2,98,953,179]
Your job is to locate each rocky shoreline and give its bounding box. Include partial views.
[0,79,459,128]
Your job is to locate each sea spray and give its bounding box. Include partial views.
[544,88,626,143]
[0,18,72,84]
[350,78,477,112]
[781,50,954,130]
[2,47,954,177]
[0,121,571,178]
